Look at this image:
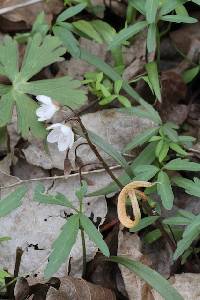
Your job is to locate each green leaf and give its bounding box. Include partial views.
[192,0,200,4]
[44,214,79,278]
[145,0,160,23]
[0,186,28,217]
[173,176,200,197]
[108,21,147,50]
[18,33,66,81]
[0,84,11,96]
[145,61,161,101]
[14,92,46,138]
[118,95,132,107]
[164,158,200,171]
[73,20,103,43]
[175,4,189,16]
[133,164,159,179]
[123,127,159,152]
[173,215,200,260]
[91,20,116,44]
[182,66,200,83]
[22,76,87,109]
[160,0,187,15]
[110,256,183,300]
[160,14,197,23]
[162,124,179,142]
[0,269,9,283]
[144,228,162,243]
[0,92,14,127]
[169,143,188,156]
[31,12,49,38]
[114,80,123,94]
[53,25,80,58]
[130,216,159,232]
[0,36,19,81]
[88,130,133,177]
[147,23,157,53]
[57,3,87,22]
[80,48,162,125]
[157,171,174,209]
[163,216,191,226]
[129,0,146,14]
[34,184,75,209]
[158,141,169,163]
[88,143,157,196]
[80,214,110,256]
[0,236,11,243]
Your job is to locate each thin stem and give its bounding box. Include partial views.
[80,226,87,278]
[77,117,123,189]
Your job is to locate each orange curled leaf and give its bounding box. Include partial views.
[117,181,154,229]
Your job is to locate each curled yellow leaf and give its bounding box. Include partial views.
[117,181,154,229]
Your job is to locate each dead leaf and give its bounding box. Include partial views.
[117,230,152,300]
[1,0,63,26]
[47,276,116,300]
[152,273,200,300]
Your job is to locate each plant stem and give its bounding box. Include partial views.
[80,226,87,278]
[77,117,123,189]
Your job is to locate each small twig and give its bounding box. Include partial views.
[0,165,122,190]
[0,0,43,15]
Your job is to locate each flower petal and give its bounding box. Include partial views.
[47,123,63,130]
[36,95,52,105]
[47,129,60,143]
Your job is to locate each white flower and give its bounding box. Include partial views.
[47,123,74,152]
[36,95,59,121]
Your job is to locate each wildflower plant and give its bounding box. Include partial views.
[1,2,200,299]
[0,33,87,138]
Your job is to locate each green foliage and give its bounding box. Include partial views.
[44,214,80,278]
[110,256,183,300]
[130,216,159,232]
[173,214,200,260]
[34,182,110,278]
[0,186,28,217]
[0,33,86,138]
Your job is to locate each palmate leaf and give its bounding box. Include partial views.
[44,214,79,278]
[110,256,183,300]
[0,33,87,138]
[0,186,28,217]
